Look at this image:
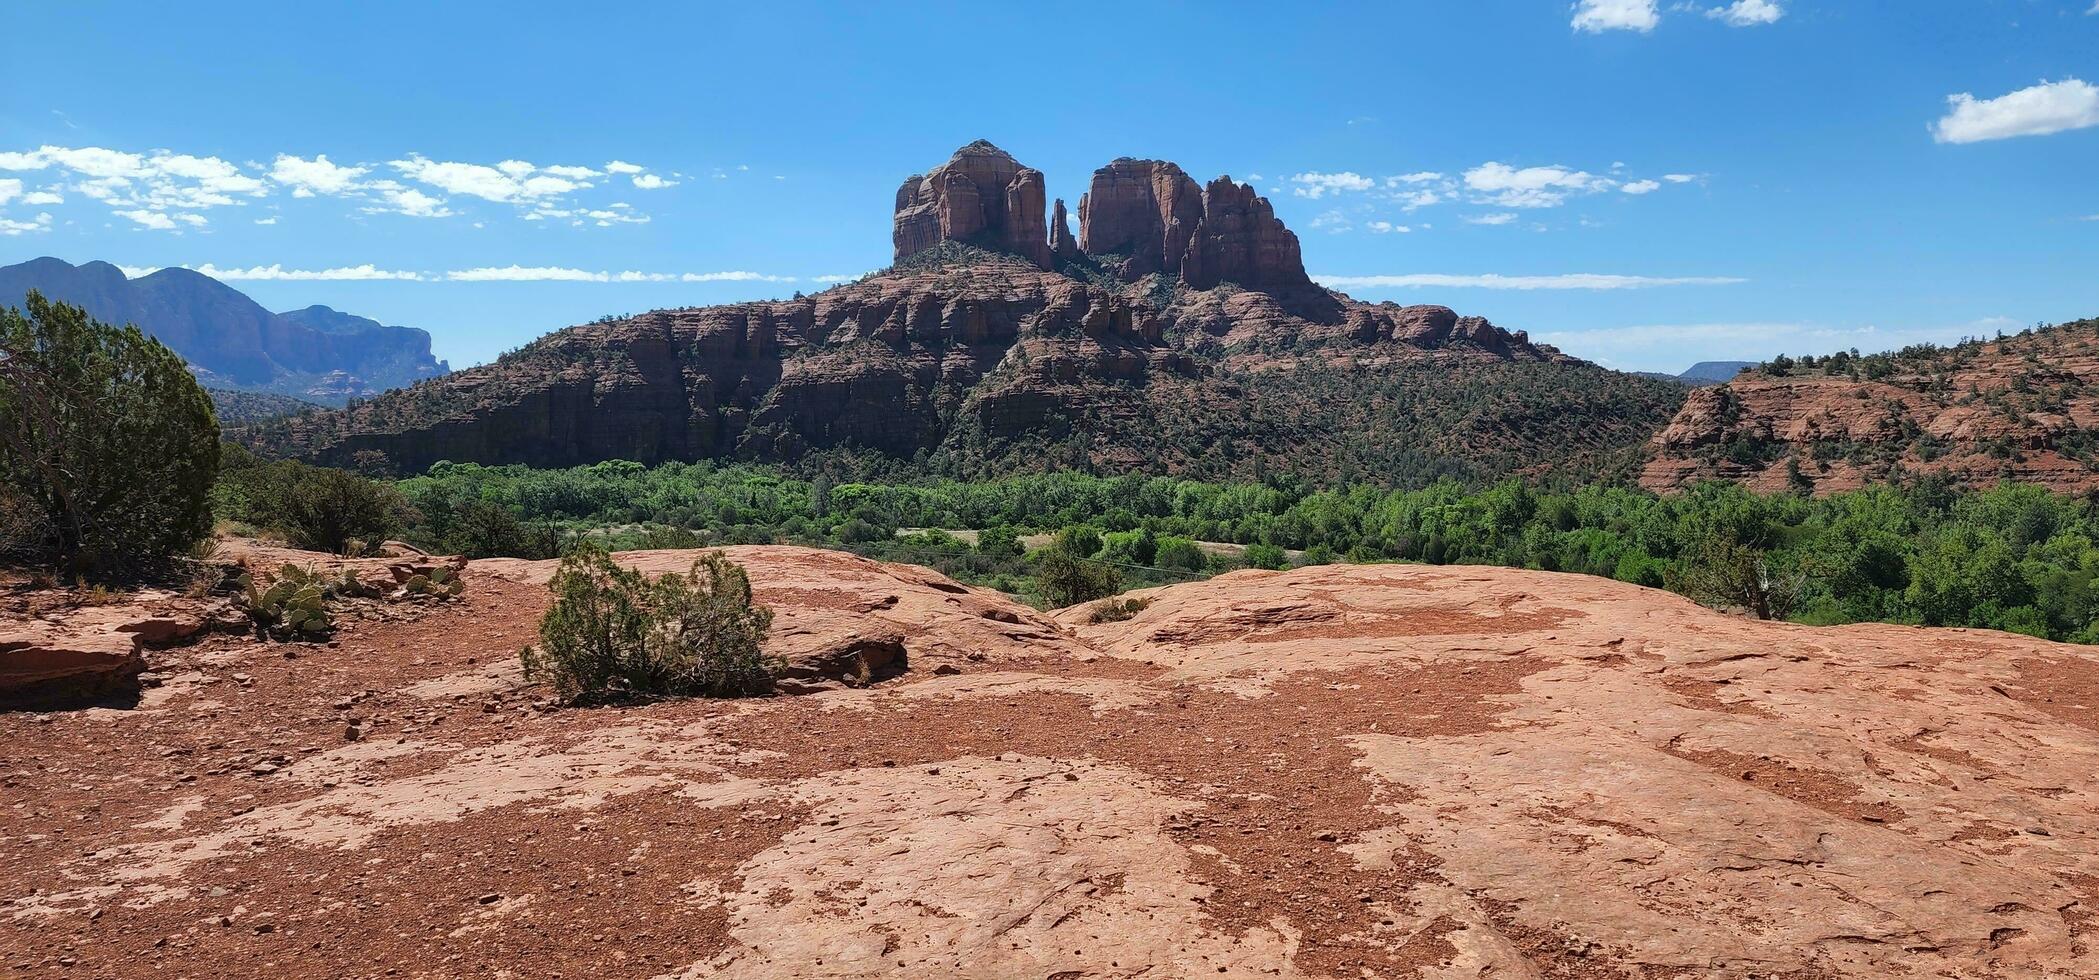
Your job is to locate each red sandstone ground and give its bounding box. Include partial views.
[6,547,2099,977]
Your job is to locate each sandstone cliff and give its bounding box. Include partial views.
[1642,320,2099,494]
[892,141,1051,270]
[250,143,1682,482]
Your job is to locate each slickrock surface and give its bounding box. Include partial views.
[11,547,2096,977]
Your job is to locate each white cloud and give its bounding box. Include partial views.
[809,273,865,284]
[1706,0,1782,26]
[1572,0,1659,33]
[113,208,178,230]
[1620,179,1662,194]
[190,263,424,281]
[1392,172,1444,184]
[1290,171,1376,199]
[604,160,644,174]
[1932,78,2099,143]
[1314,272,1745,290]
[630,173,677,190]
[543,165,601,179]
[268,153,368,195]
[254,216,277,225]
[21,190,63,205]
[444,266,795,283]
[1463,161,1608,208]
[363,182,455,218]
[0,212,52,236]
[0,178,16,205]
[1308,209,1353,233]
[1366,221,1411,234]
[1663,173,1698,183]
[1464,213,1518,226]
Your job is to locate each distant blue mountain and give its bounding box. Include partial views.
[0,256,448,406]
[1678,360,1756,384]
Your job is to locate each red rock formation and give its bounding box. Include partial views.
[1181,176,1315,296]
[1077,163,1316,302]
[1077,159,1205,279]
[1049,198,1078,260]
[893,141,1052,270]
[1641,319,2099,494]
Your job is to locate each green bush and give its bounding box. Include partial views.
[1034,547,1121,607]
[1243,543,1289,570]
[977,524,1023,559]
[1154,536,1208,572]
[1052,524,1104,559]
[521,544,779,703]
[0,293,219,578]
[232,460,411,554]
[441,500,563,559]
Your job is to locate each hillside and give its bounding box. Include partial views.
[205,387,324,426]
[6,544,2098,976]
[0,257,449,405]
[245,142,1684,484]
[1644,319,2099,494]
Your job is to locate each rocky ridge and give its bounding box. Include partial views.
[1643,319,2099,494]
[6,544,2099,977]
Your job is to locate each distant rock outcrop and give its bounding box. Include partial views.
[1642,319,2099,495]
[0,258,449,405]
[893,141,1052,270]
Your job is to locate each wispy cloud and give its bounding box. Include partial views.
[443,266,796,283]
[1463,162,1610,208]
[0,212,52,236]
[1463,213,1518,226]
[1314,272,1745,290]
[1933,78,2099,144]
[1572,0,1659,33]
[1289,171,1377,199]
[1706,0,1782,27]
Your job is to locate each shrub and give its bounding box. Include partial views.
[1034,548,1121,607]
[0,293,219,578]
[977,524,1023,559]
[1667,537,1802,621]
[521,545,778,703]
[1154,536,1208,572]
[1088,595,1151,623]
[1243,543,1290,570]
[442,500,563,559]
[234,460,411,554]
[1052,524,1104,559]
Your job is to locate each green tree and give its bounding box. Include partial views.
[0,293,219,577]
[1034,548,1121,607]
[240,460,411,555]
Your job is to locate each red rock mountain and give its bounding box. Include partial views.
[250,142,1685,482]
[1642,319,2099,494]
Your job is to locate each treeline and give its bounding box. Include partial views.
[377,460,2099,642]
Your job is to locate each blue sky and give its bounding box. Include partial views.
[2,0,2095,372]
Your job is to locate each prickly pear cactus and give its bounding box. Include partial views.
[235,566,336,639]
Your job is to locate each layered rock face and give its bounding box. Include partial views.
[1642,318,2099,495]
[1078,158,1206,279]
[892,141,1051,269]
[1077,162,1314,298]
[255,254,1188,474]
